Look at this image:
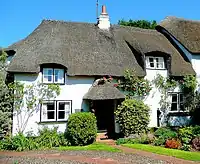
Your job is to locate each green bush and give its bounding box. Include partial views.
[66,112,97,146]
[0,133,38,151]
[115,99,150,136]
[192,126,200,137]
[153,127,177,146]
[36,127,68,148]
[0,127,68,151]
[178,127,194,144]
[116,133,154,145]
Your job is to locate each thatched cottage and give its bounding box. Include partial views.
[5,6,200,136]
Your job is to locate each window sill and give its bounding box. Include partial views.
[38,121,68,124]
[146,68,167,70]
[168,111,190,116]
[42,83,65,85]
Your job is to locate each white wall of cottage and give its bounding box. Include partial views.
[12,73,94,135]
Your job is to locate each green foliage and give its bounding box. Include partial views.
[116,134,153,145]
[0,133,38,151]
[118,19,157,29]
[0,51,13,139]
[115,99,150,136]
[153,127,177,146]
[8,82,60,133]
[66,112,97,146]
[117,70,152,97]
[0,127,68,151]
[181,75,197,94]
[36,127,69,148]
[178,127,194,144]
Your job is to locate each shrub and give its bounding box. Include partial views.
[192,137,200,151]
[116,138,136,145]
[165,139,182,149]
[0,133,38,151]
[153,127,177,146]
[36,126,68,148]
[178,127,194,144]
[192,126,200,137]
[181,144,191,151]
[115,99,150,136]
[153,137,166,146]
[66,112,97,146]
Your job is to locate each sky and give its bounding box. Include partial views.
[1,0,200,47]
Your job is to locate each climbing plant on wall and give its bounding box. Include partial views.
[153,74,197,111]
[116,69,152,97]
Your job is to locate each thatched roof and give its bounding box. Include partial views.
[6,19,195,76]
[158,16,200,53]
[83,80,125,100]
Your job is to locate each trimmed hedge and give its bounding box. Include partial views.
[115,99,150,136]
[66,112,97,146]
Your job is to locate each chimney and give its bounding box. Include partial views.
[98,5,110,30]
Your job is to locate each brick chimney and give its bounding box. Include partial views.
[98,5,110,30]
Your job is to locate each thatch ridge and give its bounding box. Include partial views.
[6,19,195,76]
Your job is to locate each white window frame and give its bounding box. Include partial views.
[146,56,165,69]
[169,93,184,112]
[57,101,71,121]
[41,100,71,122]
[41,101,56,122]
[42,68,65,84]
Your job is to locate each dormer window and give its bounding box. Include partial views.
[42,68,64,84]
[146,56,165,69]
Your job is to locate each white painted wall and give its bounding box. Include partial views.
[160,28,200,126]
[145,69,168,127]
[12,73,94,136]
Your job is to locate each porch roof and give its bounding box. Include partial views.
[83,83,125,100]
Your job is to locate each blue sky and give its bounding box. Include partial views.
[1,0,200,47]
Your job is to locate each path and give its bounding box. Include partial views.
[0,142,199,164]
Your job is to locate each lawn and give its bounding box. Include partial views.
[123,144,200,161]
[58,142,121,152]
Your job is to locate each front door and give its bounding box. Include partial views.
[93,100,115,136]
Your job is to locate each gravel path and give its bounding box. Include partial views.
[0,150,167,164]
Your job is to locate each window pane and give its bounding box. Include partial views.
[54,69,64,83]
[58,102,65,111]
[43,68,53,83]
[47,111,55,119]
[58,111,65,119]
[180,94,183,103]
[47,103,54,110]
[171,103,177,111]
[150,62,154,68]
[149,58,154,63]
[157,62,164,69]
[180,103,184,111]
[172,94,177,102]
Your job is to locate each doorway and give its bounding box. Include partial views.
[92,100,115,137]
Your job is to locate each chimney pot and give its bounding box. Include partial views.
[102,5,107,14]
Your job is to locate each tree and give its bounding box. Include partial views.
[118,19,157,29]
[0,50,12,138]
[10,82,60,134]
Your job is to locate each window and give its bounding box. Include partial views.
[146,56,165,69]
[42,68,64,84]
[170,93,184,112]
[41,100,71,122]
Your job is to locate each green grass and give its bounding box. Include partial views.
[58,142,121,152]
[123,144,200,161]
